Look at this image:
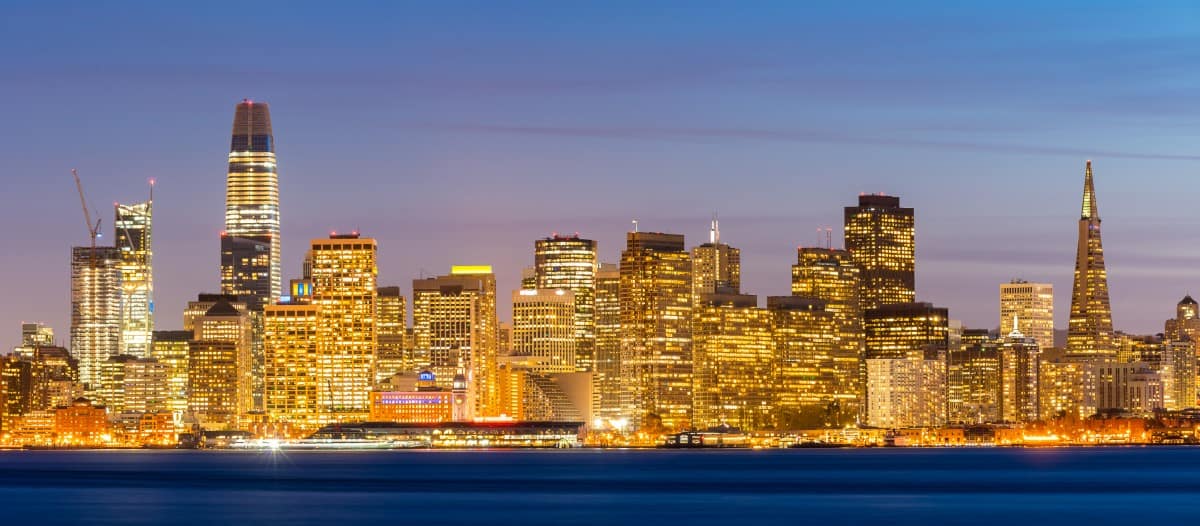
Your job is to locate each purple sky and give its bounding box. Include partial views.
[3,1,1200,345]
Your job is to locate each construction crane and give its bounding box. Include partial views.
[71,168,102,267]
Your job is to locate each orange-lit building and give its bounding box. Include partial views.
[369,371,453,423]
[54,398,111,445]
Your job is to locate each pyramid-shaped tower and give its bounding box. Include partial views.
[1066,161,1115,355]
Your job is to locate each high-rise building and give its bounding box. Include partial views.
[593,263,622,421]
[790,247,863,422]
[947,331,1000,424]
[263,301,321,431]
[864,302,949,360]
[222,99,280,306]
[183,294,247,333]
[14,323,55,358]
[534,234,598,372]
[691,218,741,305]
[70,246,122,393]
[115,199,153,358]
[219,235,272,311]
[865,349,946,428]
[375,286,409,383]
[619,231,692,431]
[412,266,498,418]
[1038,349,1098,420]
[1000,280,1054,351]
[511,289,577,374]
[188,300,252,430]
[1134,338,1196,411]
[1066,161,1115,356]
[692,293,774,431]
[1165,295,1200,343]
[150,330,190,416]
[768,296,847,428]
[309,233,378,422]
[98,355,168,415]
[844,194,915,310]
[999,325,1040,423]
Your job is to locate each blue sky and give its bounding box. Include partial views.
[3,1,1200,343]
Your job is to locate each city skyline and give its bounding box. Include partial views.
[7,2,1200,343]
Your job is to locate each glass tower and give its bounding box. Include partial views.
[222,99,280,307]
[115,200,153,358]
[70,246,122,393]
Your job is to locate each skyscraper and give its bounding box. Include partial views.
[691,217,741,304]
[412,266,498,418]
[864,302,949,360]
[70,246,122,393]
[222,99,280,307]
[593,263,622,421]
[534,234,598,372]
[769,296,846,428]
[844,194,915,310]
[999,325,1040,423]
[692,293,774,430]
[1066,161,1115,356]
[1000,280,1054,351]
[115,199,153,358]
[511,289,577,374]
[263,301,321,431]
[620,231,692,431]
[309,233,378,422]
[375,286,409,382]
[188,299,252,430]
[791,247,863,422]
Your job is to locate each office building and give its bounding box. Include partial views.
[412,266,498,418]
[593,263,622,421]
[188,300,252,430]
[999,280,1054,351]
[115,199,153,358]
[309,233,378,422]
[790,247,863,422]
[864,302,949,360]
[999,325,1040,423]
[534,234,598,371]
[947,331,1000,424]
[768,296,848,428]
[511,289,577,374]
[1165,295,1200,343]
[619,232,692,431]
[263,301,321,430]
[376,286,409,382]
[866,350,946,428]
[844,194,915,310]
[1066,161,1115,356]
[690,218,741,304]
[150,330,190,416]
[692,293,774,431]
[222,99,280,306]
[70,246,123,393]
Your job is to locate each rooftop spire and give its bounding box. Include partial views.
[1081,160,1098,220]
[710,213,720,244]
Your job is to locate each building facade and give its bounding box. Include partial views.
[1066,161,1115,356]
[222,99,281,306]
[412,266,498,418]
[309,234,378,423]
[534,235,598,372]
[115,199,153,358]
[999,280,1054,351]
[844,194,915,310]
[70,246,123,393]
[511,289,577,374]
[619,232,692,431]
[692,293,774,431]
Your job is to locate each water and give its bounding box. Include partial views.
[1,448,1197,524]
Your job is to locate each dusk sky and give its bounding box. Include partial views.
[4,1,1200,345]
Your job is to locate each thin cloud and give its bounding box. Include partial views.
[422,123,1200,162]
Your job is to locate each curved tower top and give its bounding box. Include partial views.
[230,99,274,152]
[222,99,281,307]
